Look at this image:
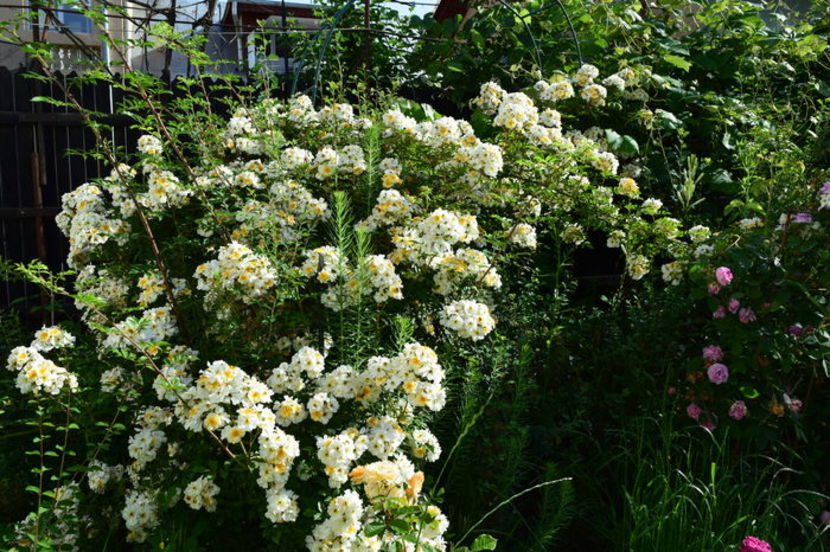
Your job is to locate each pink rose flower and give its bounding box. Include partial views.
[741,536,772,552]
[700,419,717,431]
[713,305,727,319]
[820,511,830,525]
[739,307,757,323]
[707,363,729,385]
[667,387,677,396]
[702,345,724,363]
[783,394,802,413]
[728,298,741,314]
[729,400,747,420]
[715,266,733,286]
[708,283,721,295]
[686,403,702,420]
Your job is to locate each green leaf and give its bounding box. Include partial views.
[447,61,465,73]
[721,130,734,150]
[389,519,410,534]
[470,534,498,551]
[740,385,760,399]
[470,29,485,51]
[605,129,639,156]
[655,109,682,130]
[364,521,385,537]
[663,54,692,72]
[707,169,736,194]
[30,95,71,107]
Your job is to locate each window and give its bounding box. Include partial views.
[31,2,94,34]
[247,30,295,74]
[53,4,93,34]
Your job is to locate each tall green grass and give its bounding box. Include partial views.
[602,416,829,551]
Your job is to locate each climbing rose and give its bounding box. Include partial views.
[715,266,733,286]
[707,363,729,385]
[738,307,757,323]
[702,345,724,363]
[728,401,747,421]
[686,403,702,420]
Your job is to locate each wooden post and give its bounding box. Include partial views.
[29,152,47,264]
[31,71,50,323]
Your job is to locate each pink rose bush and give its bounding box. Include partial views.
[670,171,829,450]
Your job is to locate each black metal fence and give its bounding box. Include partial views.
[0,67,140,315]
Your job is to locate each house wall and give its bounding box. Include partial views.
[0,0,219,76]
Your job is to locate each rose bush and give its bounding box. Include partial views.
[2,56,710,548]
[676,179,830,444]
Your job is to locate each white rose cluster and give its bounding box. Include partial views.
[101,306,178,351]
[6,326,78,395]
[661,260,685,286]
[389,208,480,266]
[127,426,167,470]
[140,169,193,212]
[431,248,501,295]
[195,241,278,305]
[55,183,131,268]
[111,337,447,544]
[122,489,159,543]
[380,109,503,183]
[183,476,220,512]
[14,484,82,551]
[301,247,406,311]
[137,134,163,155]
[439,300,496,341]
[136,270,188,306]
[87,460,124,493]
[363,254,403,303]
[31,325,76,351]
[510,223,538,249]
[74,265,130,314]
[6,346,78,395]
[306,489,365,552]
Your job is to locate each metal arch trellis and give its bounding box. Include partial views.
[290,0,358,103]
[493,0,583,69]
[528,0,583,65]
[289,0,583,104]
